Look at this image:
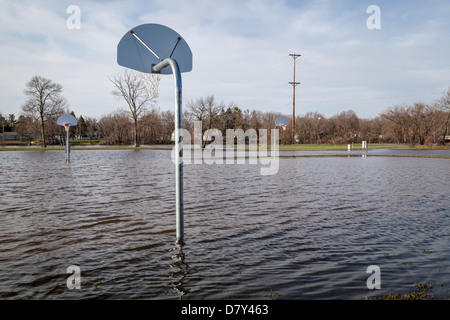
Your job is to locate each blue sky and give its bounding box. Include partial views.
[0,0,449,120]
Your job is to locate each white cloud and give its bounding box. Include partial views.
[0,0,449,120]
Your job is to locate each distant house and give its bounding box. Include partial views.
[0,131,20,141]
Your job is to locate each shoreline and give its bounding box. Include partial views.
[1,143,449,152]
[1,144,449,159]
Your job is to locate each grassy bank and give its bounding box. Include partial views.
[0,146,172,151]
[278,143,449,151]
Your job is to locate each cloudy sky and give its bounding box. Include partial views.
[1,0,449,120]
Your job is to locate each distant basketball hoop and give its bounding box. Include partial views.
[57,114,77,163]
[275,116,289,130]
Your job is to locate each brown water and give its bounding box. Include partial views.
[0,149,448,299]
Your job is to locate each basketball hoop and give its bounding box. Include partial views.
[141,72,162,98]
[118,23,193,244]
[57,114,78,163]
[275,116,289,130]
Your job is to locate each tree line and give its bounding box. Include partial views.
[2,73,449,147]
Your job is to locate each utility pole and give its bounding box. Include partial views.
[289,53,301,144]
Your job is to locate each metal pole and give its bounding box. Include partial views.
[153,58,184,244]
[66,126,70,163]
[292,59,296,144]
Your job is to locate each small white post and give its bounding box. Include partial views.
[362,141,368,151]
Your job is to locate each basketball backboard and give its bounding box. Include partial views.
[57,114,78,127]
[117,23,193,75]
[275,116,289,127]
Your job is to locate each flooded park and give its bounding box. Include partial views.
[0,147,448,299]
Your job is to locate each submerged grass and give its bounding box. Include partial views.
[365,283,436,300]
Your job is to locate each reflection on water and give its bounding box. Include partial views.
[0,149,448,299]
[169,242,189,299]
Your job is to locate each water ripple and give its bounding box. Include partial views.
[0,150,448,299]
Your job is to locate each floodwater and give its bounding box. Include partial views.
[0,148,448,299]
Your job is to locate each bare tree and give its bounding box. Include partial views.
[45,115,62,145]
[331,110,360,144]
[381,105,410,144]
[381,103,440,145]
[249,110,263,132]
[408,103,437,145]
[110,70,153,147]
[0,113,5,134]
[16,115,39,145]
[360,117,383,143]
[161,110,175,143]
[21,76,66,147]
[84,116,98,144]
[186,98,207,125]
[299,112,325,144]
[187,95,223,132]
[98,110,132,145]
[140,109,162,144]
